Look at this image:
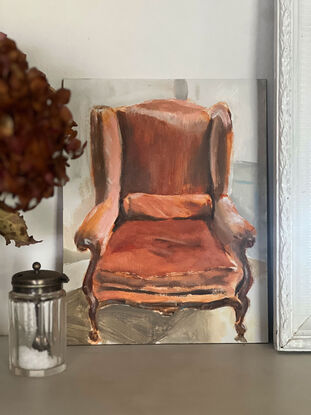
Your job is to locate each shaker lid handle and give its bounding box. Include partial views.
[32,262,41,274]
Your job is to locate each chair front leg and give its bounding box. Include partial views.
[234,244,254,342]
[81,242,101,344]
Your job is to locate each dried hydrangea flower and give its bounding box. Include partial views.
[0,33,86,212]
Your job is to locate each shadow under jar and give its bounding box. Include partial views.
[9,262,69,377]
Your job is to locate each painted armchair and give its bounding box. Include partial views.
[75,99,256,344]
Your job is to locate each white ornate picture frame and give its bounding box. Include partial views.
[275,0,311,350]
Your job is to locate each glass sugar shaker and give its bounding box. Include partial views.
[9,262,69,377]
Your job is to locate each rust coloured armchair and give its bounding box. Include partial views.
[75,99,256,344]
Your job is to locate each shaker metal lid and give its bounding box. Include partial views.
[12,262,69,293]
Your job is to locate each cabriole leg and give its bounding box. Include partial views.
[234,247,254,342]
[234,296,250,343]
[82,244,101,344]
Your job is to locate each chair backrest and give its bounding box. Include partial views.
[116,99,213,198]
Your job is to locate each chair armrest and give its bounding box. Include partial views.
[212,196,256,248]
[74,196,118,252]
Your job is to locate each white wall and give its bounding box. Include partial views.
[0,0,274,334]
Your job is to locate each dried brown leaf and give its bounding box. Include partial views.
[0,208,41,247]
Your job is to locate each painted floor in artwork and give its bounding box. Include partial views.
[67,258,268,345]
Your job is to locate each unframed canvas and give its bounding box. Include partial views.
[63,79,268,345]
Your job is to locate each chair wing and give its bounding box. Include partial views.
[74,107,122,251]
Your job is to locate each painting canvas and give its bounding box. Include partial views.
[63,79,268,345]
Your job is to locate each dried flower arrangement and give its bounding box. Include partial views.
[0,34,85,246]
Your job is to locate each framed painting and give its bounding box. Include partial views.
[275,0,311,351]
[63,79,268,345]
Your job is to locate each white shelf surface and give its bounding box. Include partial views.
[0,337,311,415]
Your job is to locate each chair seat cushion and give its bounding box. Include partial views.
[93,219,244,304]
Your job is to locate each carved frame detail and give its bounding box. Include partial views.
[275,0,311,350]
